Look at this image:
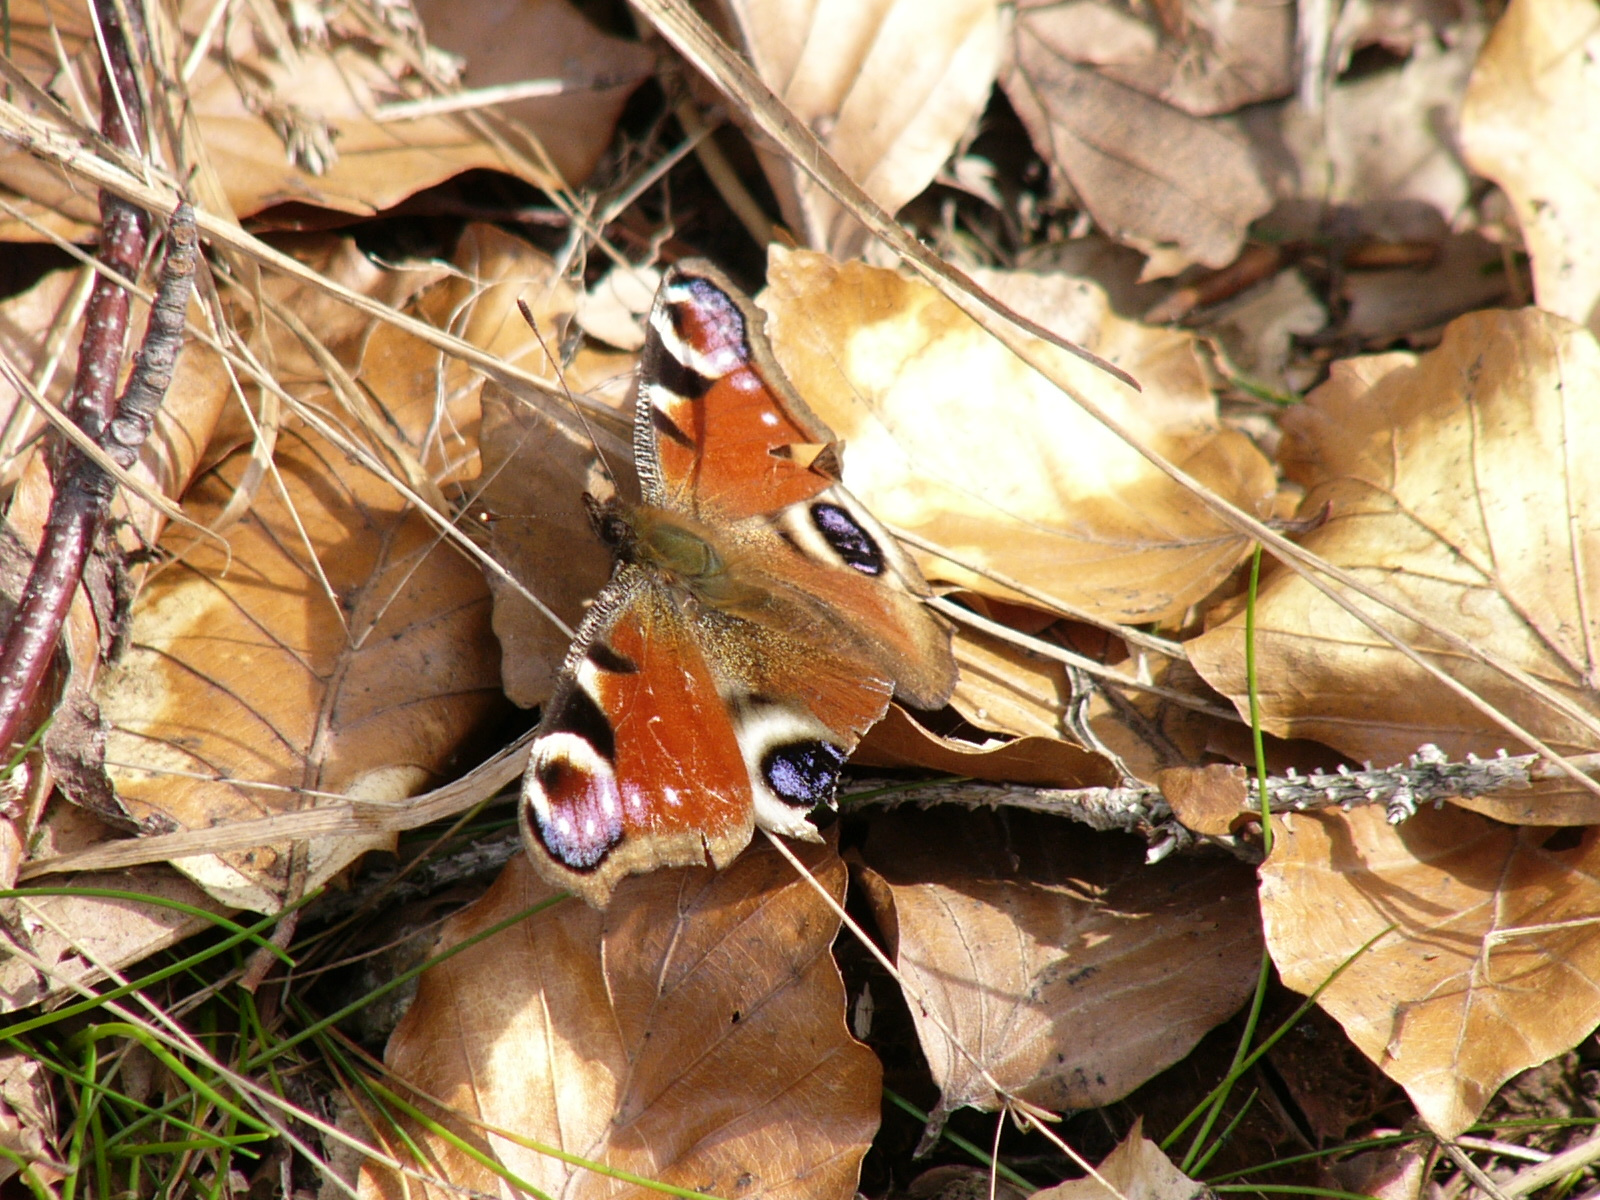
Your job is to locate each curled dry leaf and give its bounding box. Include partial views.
[1461,0,1600,335]
[0,0,647,239]
[854,809,1261,1135]
[855,703,1119,788]
[95,227,553,912]
[0,1051,62,1187]
[761,249,1279,625]
[1001,11,1275,271]
[1033,1121,1205,1200]
[1260,805,1600,1137]
[1187,309,1600,824]
[716,0,1001,257]
[360,840,879,1200]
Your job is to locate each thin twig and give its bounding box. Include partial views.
[0,2,168,755]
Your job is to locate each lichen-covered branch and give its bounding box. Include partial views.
[850,743,1592,863]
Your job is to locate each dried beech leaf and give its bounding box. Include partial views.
[0,1052,61,1187]
[0,0,648,239]
[100,426,502,911]
[0,256,230,826]
[855,809,1260,1130]
[1001,20,1273,271]
[1034,1122,1205,1200]
[761,249,1279,624]
[946,623,1077,740]
[1187,309,1600,824]
[1012,0,1294,118]
[96,229,551,911]
[0,867,230,1012]
[719,0,1001,256]
[1462,0,1600,334]
[1260,805,1600,1136]
[473,342,636,709]
[411,0,653,187]
[360,841,879,1200]
[1158,764,1250,836]
[1272,31,1480,220]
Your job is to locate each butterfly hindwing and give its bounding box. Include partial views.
[522,570,754,905]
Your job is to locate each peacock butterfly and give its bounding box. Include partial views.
[519,260,958,907]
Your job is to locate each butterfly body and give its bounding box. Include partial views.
[521,262,956,907]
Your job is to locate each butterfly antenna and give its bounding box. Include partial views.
[516,298,621,494]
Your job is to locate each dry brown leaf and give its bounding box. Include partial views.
[94,228,552,911]
[717,0,1001,257]
[1461,0,1600,335]
[100,423,502,911]
[472,342,636,710]
[0,1051,62,1188]
[1157,763,1250,836]
[855,808,1261,1131]
[1260,804,1600,1136]
[1270,29,1481,220]
[0,866,230,1011]
[0,0,647,240]
[946,621,1077,740]
[411,0,653,186]
[761,249,1279,624]
[1002,15,1274,272]
[1033,1122,1205,1200]
[1012,0,1294,118]
[1187,309,1600,824]
[360,840,879,1200]
[1324,1143,1443,1200]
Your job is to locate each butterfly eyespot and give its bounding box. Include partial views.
[525,734,626,872]
[809,502,885,576]
[761,740,848,808]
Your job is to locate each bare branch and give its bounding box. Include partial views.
[0,1,197,759]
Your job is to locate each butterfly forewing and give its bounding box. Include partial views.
[639,265,840,518]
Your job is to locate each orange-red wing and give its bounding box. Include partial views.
[521,572,755,908]
[637,261,839,519]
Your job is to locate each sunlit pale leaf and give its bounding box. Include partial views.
[1188,309,1600,824]
[761,249,1279,625]
[720,0,1001,256]
[1260,805,1600,1136]
[1034,1123,1204,1200]
[1462,0,1600,335]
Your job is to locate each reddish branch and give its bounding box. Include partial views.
[0,0,199,756]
